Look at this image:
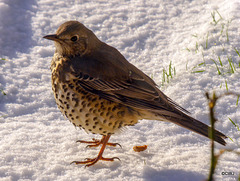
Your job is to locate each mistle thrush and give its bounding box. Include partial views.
[43,21,227,167]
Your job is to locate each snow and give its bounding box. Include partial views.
[0,0,240,180]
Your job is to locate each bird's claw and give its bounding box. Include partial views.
[71,156,121,167]
[76,138,122,148]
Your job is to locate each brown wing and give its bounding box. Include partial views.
[66,42,227,146]
[67,42,189,114]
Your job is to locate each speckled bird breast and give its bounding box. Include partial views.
[50,53,139,135]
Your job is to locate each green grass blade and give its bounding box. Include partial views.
[234,47,240,57]
[220,24,224,35]
[169,61,172,78]
[227,56,235,73]
[192,70,205,73]
[225,80,228,91]
[218,56,223,66]
[211,59,221,75]
[195,42,199,53]
[216,10,223,19]
[220,83,222,88]
[228,117,240,131]
[211,11,216,24]
[0,115,7,118]
[0,89,6,95]
[227,136,234,142]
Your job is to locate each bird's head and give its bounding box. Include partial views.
[43,21,100,57]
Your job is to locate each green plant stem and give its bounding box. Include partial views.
[206,92,216,181]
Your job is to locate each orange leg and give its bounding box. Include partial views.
[76,136,121,148]
[72,135,120,167]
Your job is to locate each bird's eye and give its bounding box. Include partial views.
[70,36,78,42]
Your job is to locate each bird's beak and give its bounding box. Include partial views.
[43,34,59,41]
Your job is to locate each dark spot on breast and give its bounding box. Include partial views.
[117,111,125,118]
[85,113,89,117]
[112,106,117,112]
[74,101,79,107]
[108,122,112,126]
[118,121,123,128]
[103,119,107,123]
[99,127,102,130]
[72,97,78,102]
[61,95,64,98]
[95,103,99,107]
[69,84,74,89]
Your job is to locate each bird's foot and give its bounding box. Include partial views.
[76,138,122,148]
[72,135,121,167]
[71,156,120,167]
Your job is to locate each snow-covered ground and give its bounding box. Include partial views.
[0,0,240,180]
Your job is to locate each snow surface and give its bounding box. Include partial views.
[0,0,240,180]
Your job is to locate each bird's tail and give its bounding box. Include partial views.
[142,110,227,145]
